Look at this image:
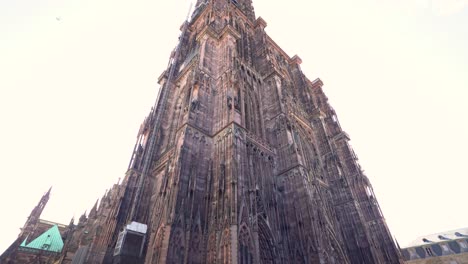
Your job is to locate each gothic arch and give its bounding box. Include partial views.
[292,125,320,179]
[167,227,185,264]
[188,229,203,264]
[235,19,250,62]
[235,19,245,34]
[219,228,231,264]
[243,85,264,138]
[325,227,350,264]
[294,248,306,264]
[306,236,320,263]
[238,224,254,264]
[203,38,216,72]
[226,44,235,68]
[147,226,166,264]
[324,154,342,181]
[207,233,217,264]
[238,198,250,225]
[258,217,276,264]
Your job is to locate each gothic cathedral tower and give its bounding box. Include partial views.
[118,0,403,263]
[3,1,404,263]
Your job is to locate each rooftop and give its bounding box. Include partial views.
[20,225,64,253]
[407,227,468,247]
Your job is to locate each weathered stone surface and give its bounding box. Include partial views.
[1,1,404,263]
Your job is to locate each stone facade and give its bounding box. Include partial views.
[1,0,404,263]
[402,228,468,264]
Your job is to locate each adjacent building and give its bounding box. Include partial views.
[402,228,468,264]
[0,188,68,264]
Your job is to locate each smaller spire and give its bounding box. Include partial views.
[27,187,52,224]
[103,188,112,205]
[78,211,87,225]
[88,199,99,219]
[69,216,75,226]
[40,186,52,200]
[37,186,52,210]
[100,190,109,205]
[42,186,52,203]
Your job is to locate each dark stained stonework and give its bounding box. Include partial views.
[1,0,404,263]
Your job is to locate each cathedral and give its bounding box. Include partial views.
[1,0,404,263]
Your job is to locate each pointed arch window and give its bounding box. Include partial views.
[239,225,254,264]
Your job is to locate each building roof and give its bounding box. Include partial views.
[20,225,64,253]
[407,227,468,247]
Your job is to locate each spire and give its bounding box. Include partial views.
[103,188,112,205]
[78,211,87,225]
[46,186,52,196]
[69,216,75,226]
[101,189,109,203]
[31,187,52,219]
[19,187,53,238]
[41,186,52,205]
[88,199,99,219]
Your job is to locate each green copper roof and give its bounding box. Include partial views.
[21,225,64,253]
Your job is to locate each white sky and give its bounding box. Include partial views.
[1,0,467,254]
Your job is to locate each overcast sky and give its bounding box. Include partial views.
[1,0,467,254]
